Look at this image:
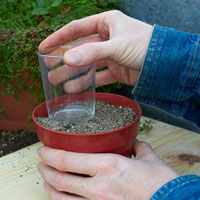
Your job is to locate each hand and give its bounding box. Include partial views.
[37,142,179,200]
[39,10,153,88]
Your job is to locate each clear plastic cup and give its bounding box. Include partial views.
[38,45,96,123]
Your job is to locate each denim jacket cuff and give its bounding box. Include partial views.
[150,175,200,200]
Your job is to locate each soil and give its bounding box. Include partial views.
[0,130,39,157]
[36,100,137,133]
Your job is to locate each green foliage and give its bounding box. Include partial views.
[0,0,122,30]
[139,120,153,133]
[0,27,57,105]
[0,0,37,30]
[0,108,5,119]
[96,82,122,93]
[32,0,63,15]
[0,0,123,118]
[13,130,27,138]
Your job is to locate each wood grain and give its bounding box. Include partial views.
[0,117,200,200]
[138,117,200,175]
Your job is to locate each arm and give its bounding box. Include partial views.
[134,25,200,129]
[151,175,200,200]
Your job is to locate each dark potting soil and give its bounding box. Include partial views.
[36,100,138,133]
[0,130,39,157]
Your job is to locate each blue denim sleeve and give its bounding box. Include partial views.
[134,25,200,127]
[150,175,200,200]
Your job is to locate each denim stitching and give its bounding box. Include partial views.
[177,37,200,102]
[186,37,200,99]
[156,177,199,200]
[191,59,200,93]
[142,26,163,90]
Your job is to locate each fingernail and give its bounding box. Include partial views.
[65,51,82,65]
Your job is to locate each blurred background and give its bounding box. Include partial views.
[124,0,200,33]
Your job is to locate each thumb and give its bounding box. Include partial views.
[133,141,176,170]
[64,41,114,66]
[133,141,155,159]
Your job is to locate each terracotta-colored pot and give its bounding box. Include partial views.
[32,93,142,157]
[0,84,37,131]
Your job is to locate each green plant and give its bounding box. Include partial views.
[0,1,37,30]
[13,130,27,138]
[96,82,122,93]
[0,0,123,110]
[32,0,63,15]
[139,120,153,133]
[0,108,5,119]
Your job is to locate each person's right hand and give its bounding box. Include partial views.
[39,10,153,88]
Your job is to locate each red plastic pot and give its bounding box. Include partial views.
[32,93,142,157]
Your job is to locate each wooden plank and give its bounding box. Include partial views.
[0,117,200,200]
[138,117,200,176]
[0,142,49,200]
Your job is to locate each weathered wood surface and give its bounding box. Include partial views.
[0,117,200,200]
[138,117,200,176]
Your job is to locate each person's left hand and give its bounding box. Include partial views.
[37,141,179,200]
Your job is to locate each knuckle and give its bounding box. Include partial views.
[112,10,122,15]
[109,10,122,16]
[104,10,123,25]
[140,141,152,149]
[70,19,78,26]
[69,20,79,37]
[56,153,68,171]
[99,155,119,173]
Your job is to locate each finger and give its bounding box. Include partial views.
[38,163,91,198]
[96,60,108,68]
[39,14,102,51]
[134,141,155,159]
[38,146,99,176]
[39,163,88,196]
[42,49,64,69]
[65,34,103,46]
[63,41,115,66]
[42,46,73,68]
[95,69,117,88]
[41,34,102,56]
[48,61,106,86]
[41,35,103,70]
[63,66,95,93]
[134,141,163,163]
[63,67,118,93]
[48,64,90,86]
[44,182,86,200]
